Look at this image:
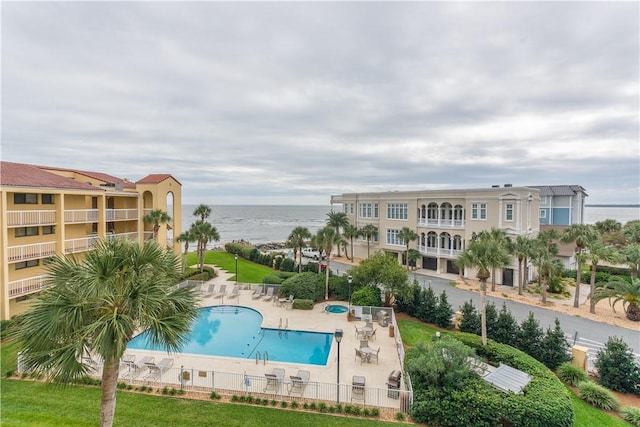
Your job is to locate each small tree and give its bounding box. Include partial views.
[434,291,454,329]
[458,300,480,335]
[493,303,520,347]
[516,312,544,361]
[351,285,383,307]
[540,318,571,369]
[484,302,498,340]
[594,336,640,395]
[417,286,437,323]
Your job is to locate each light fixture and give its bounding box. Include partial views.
[334,329,343,403]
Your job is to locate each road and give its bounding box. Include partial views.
[331,260,640,354]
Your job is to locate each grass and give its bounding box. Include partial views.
[186,251,275,284]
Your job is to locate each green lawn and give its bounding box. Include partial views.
[187,251,275,284]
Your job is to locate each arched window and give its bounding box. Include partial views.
[453,204,464,221]
[440,232,451,249]
[440,202,452,220]
[427,231,437,248]
[452,235,463,250]
[427,203,438,220]
[420,232,426,246]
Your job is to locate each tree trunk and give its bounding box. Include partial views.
[523,257,528,290]
[367,240,370,258]
[574,257,582,308]
[491,267,496,292]
[542,275,547,304]
[100,358,120,427]
[350,238,354,262]
[325,259,330,300]
[480,279,488,345]
[517,258,523,296]
[589,264,597,314]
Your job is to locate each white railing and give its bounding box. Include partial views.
[64,209,99,223]
[417,245,461,258]
[65,236,100,254]
[106,209,138,221]
[417,218,465,228]
[112,232,139,241]
[8,275,48,297]
[7,242,57,262]
[6,210,56,226]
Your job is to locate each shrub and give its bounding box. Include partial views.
[458,300,480,335]
[290,401,298,409]
[395,412,405,421]
[594,336,640,395]
[577,380,619,411]
[620,406,640,427]
[328,275,350,301]
[416,286,437,323]
[351,285,382,307]
[493,303,519,347]
[279,272,324,301]
[280,258,296,272]
[516,312,544,361]
[280,401,287,408]
[434,291,453,329]
[291,299,313,310]
[262,274,284,285]
[209,391,221,400]
[539,318,571,369]
[556,362,588,386]
[318,402,327,412]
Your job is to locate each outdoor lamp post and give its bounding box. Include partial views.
[347,275,353,306]
[334,329,343,403]
[235,254,238,286]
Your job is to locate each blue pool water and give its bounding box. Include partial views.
[325,304,348,314]
[128,306,333,365]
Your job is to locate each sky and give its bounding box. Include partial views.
[2,2,639,205]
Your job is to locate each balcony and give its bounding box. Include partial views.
[106,209,138,221]
[112,232,139,241]
[7,241,57,262]
[8,275,48,297]
[417,218,465,229]
[418,245,461,259]
[65,209,99,223]
[6,210,56,227]
[65,235,100,254]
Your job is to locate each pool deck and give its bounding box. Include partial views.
[128,267,404,398]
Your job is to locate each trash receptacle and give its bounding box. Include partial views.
[389,324,394,337]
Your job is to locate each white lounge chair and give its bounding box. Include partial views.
[262,287,274,302]
[251,288,264,300]
[288,370,310,396]
[203,283,215,298]
[227,285,240,299]
[214,284,227,299]
[263,367,285,393]
[144,358,174,382]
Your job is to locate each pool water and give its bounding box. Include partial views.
[325,304,348,314]
[127,306,333,365]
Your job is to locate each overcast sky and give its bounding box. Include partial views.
[2,2,639,205]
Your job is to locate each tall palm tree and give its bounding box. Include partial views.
[326,211,349,258]
[360,224,378,258]
[176,229,195,272]
[342,224,359,261]
[398,227,419,270]
[622,244,640,279]
[513,235,535,295]
[143,209,171,241]
[593,277,640,321]
[532,232,562,304]
[561,224,599,308]
[192,204,212,221]
[487,228,512,292]
[585,239,622,314]
[190,220,220,273]
[14,238,199,427]
[313,226,342,300]
[287,226,311,273]
[456,232,511,345]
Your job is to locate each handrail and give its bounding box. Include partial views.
[255,351,261,365]
[263,351,268,365]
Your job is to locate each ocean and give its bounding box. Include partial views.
[178,205,639,247]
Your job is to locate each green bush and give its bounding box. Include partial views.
[350,285,382,307]
[493,303,520,347]
[556,362,588,386]
[540,319,571,369]
[1,319,15,341]
[434,291,454,329]
[279,272,324,302]
[280,258,296,272]
[328,275,349,301]
[291,299,314,310]
[620,406,640,427]
[577,380,619,411]
[458,300,480,335]
[594,336,640,395]
[261,274,284,285]
[416,287,437,323]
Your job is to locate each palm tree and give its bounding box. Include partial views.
[593,277,640,321]
[14,238,199,427]
[342,224,359,261]
[585,239,622,314]
[176,229,195,272]
[192,204,212,221]
[190,220,220,273]
[456,232,511,345]
[398,227,419,270]
[326,211,349,258]
[287,226,311,273]
[360,224,378,258]
[622,244,640,279]
[143,209,171,241]
[561,224,600,308]
[487,228,512,292]
[313,226,342,300]
[513,235,536,295]
[532,232,562,304]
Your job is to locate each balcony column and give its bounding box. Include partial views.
[98,196,106,237]
[57,193,65,254]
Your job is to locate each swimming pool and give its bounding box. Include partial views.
[325,304,348,314]
[127,306,333,365]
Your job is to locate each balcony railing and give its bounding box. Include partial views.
[112,232,139,241]
[106,209,138,221]
[65,235,100,254]
[417,245,461,259]
[6,210,56,226]
[417,218,465,228]
[7,242,57,262]
[8,275,49,297]
[64,209,99,223]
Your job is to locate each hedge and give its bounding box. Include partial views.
[407,333,574,427]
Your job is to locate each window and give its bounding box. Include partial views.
[15,227,39,237]
[387,203,408,220]
[386,229,404,246]
[42,225,55,235]
[15,260,39,270]
[505,203,514,221]
[343,204,348,214]
[471,203,487,220]
[14,193,37,204]
[350,203,354,215]
[359,203,379,218]
[539,209,547,219]
[540,196,547,204]
[42,194,55,204]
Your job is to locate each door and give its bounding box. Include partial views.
[422,257,437,270]
[446,260,459,275]
[503,268,514,287]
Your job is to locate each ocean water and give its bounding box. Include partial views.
[177,204,639,246]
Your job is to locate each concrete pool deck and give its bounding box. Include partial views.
[125,266,405,404]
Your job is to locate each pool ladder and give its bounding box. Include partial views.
[278,318,289,330]
[255,350,268,365]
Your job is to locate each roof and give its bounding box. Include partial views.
[0,161,103,192]
[528,185,588,197]
[41,165,136,189]
[137,174,181,185]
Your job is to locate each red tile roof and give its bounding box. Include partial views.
[137,174,181,185]
[41,166,136,189]
[0,161,104,191]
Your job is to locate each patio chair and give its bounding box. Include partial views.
[227,285,240,299]
[359,339,369,349]
[262,287,274,302]
[351,375,366,402]
[144,358,174,382]
[354,348,365,364]
[132,356,154,377]
[366,328,377,341]
[369,347,380,364]
[119,354,136,377]
[251,288,264,300]
[214,284,227,299]
[288,369,310,396]
[263,367,285,393]
[203,283,215,298]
